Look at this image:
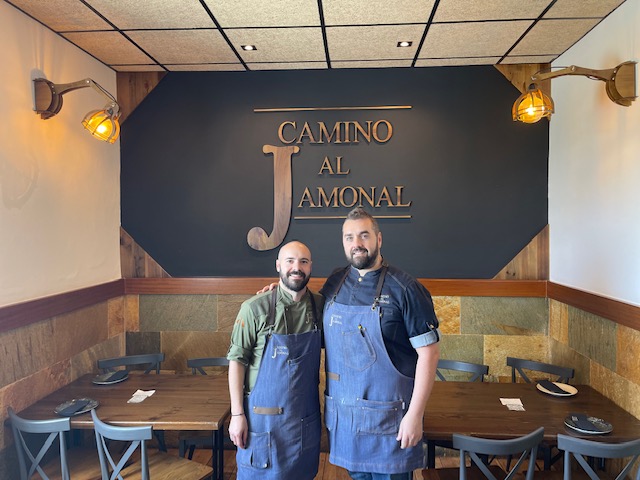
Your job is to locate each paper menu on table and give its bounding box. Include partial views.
[500,398,525,411]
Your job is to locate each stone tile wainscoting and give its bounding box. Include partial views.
[1,292,639,478]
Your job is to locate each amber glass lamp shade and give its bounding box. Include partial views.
[512,84,555,123]
[82,103,120,143]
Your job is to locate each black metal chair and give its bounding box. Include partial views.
[426,359,490,468]
[97,352,165,375]
[91,409,212,480]
[422,427,544,480]
[8,406,101,480]
[506,357,574,384]
[178,357,231,479]
[549,433,640,480]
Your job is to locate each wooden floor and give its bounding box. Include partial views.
[173,447,541,480]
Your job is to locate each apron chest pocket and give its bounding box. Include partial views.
[237,431,271,469]
[355,398,404,435]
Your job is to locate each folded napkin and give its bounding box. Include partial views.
[538,379,567,394]
[127,389,156,404]
[568,413,599,431]
[107,370,129,382]
[58,399,90,416]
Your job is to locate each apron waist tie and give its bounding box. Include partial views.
[327,372,340,381]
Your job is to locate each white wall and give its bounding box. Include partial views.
[549,0,640,307]
[0,2,121,307]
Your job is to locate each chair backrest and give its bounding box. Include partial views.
[557,434,640,480]
[91,409,153,480]
[8,406,71,480]
[436,359,489,382]
[453,427,544,480]
[187,357,230,375]
[97,353,165,374]
[506,356,574,383]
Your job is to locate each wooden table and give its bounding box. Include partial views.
[18,373,230,480]
[424,381,640,468]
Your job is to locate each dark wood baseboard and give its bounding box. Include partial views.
[547,282,640,331]
[0,280,124,333]
[2,278,638,334]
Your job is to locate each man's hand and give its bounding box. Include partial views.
[229,414,248,449]
[256,282,278,294]
[396,411,423,449]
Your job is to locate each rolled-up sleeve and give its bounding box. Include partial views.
[226,303,259,366]
[404,280,440,348]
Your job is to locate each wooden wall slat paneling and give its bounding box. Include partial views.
[116,72,167,123]
[494,63,552,96]
[120,227,170,279]
[494,226,549,280]
[0,280,124,333]
[547,282,640,331]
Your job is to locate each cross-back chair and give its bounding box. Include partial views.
[506,357,574,384]
[97,353,165,375]
[91,409,212,480]
[551,434,640,480]
[8,407,100,480]
[423,427,544,480]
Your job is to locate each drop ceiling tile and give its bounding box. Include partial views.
[204,0,320,27]
[323,0,436,26]
[544,0,626,19]
[433,0,549,22]
[7,0,112,31]
[112,65,166,72]
[248,62,328,70]
[419,21,532,58]
[327,25,426,61]
[84,0,215,29]
[166,64,246,71]
[502,55,558,64]
[225,27,325,63]
[62,31,154,65]
[415,57,501,67]
[510,18,600,56]
[126,30,239,64]
[332,60,414,68]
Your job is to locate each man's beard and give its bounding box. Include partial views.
[280,270,310,292]
[347,245,378,270]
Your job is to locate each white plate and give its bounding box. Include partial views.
[536,381,578,397]
[564,416,613,435]
[92,371,129,385]
[54,398,99,416]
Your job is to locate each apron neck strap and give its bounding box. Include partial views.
[372,263,388,310]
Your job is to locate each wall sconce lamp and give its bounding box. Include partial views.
[512,61,637,123]
[33,78,121,143]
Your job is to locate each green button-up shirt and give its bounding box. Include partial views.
[227,287,324,393]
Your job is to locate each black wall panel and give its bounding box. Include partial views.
[120,66,548,278]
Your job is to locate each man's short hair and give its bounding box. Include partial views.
[345,207,380,235]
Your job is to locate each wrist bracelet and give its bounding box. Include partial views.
[231,413,245,416]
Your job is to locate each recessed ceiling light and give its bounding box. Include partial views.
[241,45,257,51]
[397,41,412,48]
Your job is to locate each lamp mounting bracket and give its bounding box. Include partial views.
[531,61,637,107]
[33,78,117,119]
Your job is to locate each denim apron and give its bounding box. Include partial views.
[323,265,425,474]
[236,288,322,480]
